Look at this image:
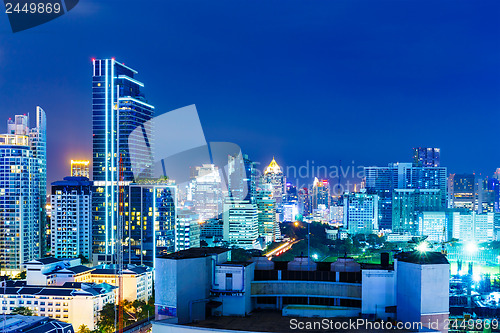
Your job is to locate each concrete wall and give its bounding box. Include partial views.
[396,261,422,324]
[251,281,361,300]
[361,270,395,320]
[153,322,264,333]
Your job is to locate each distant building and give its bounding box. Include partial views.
[50,177,93,260]
[450,174,476,211]
[70,160,90,178]
[311,178,330,210]
[343,191,378,234]
[417,211,447,242]
[228,153,257,203]
[261,158,285,210]
[175,208,201,251]
[282,203,299,222]
[412,147,440,167]
[200,218,223,238]
[451,211,494,243]
[191,164,224,221]
[223,199,259,249]
[392,189,442,235]
[255,188,277,243]
[298,187,311,216]
[364,162,447,231]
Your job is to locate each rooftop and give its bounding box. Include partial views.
[395,251,449,265]
[180,310,411,333]
[159,247,230,260]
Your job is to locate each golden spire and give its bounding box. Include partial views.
[264,157,282,174]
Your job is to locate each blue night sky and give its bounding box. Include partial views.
[0,0,499,186]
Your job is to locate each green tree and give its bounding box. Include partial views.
[96,303,116,333]
[76,324,92,333]
[12,306,34,316]
[13,271,26,280]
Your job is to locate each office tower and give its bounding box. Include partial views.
[126,184,176,265]
[329,204,344,226]
[311,178,330,209]
[285,183,298,204]
[261,157,285,209]
[477,177,499,213]
[228,153,256,203]
[255,187,277,243]
[450,174,475,211]
[283,203,299,222]
[175,208,201,251]
[92,58,155,255]
[417,211,447,242]
[392,189,442,235]
[364,162,447,231]
[451,211,494,243]
[412,147,440,167]
[50,176,92,259]
[223,198,259,249]
[298,187,310,216]
[343,191,379,234]
[191,164,223,221]
[71,159,90,178]
[0,115,43,273]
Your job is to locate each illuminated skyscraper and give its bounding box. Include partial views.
[0,110,45,273]
[311,178,330,209]
[256,187,277,243]
[343,191,378,234]
[450,174,475,211]
[392,189,441,235]
[190,164,223,221]
[228,153,256,203]
[223,198,259,249]
[71,159,90,178]
[92,58,155,255]
[261,157,285,209]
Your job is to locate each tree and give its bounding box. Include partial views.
[13,271,26,280]
[78,254,90,264]
[12,306,34,316]
[76,324,92,333]
[96,303,116,333]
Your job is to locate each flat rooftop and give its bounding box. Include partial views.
[185,310,412,332]
[396,251,449,265]
[159,247,229,260]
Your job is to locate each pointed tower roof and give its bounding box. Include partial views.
[264,157,282,174]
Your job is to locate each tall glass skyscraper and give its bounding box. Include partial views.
[92,59,155,255]
[0,110,45,273]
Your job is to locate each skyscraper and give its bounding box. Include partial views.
[50,176,93,259]
[412,147,440,167]
[0,111,45,273]
[71,160,90,178]
[92,58,155,255]
[311,178,331,209]
[228,153,256,203]
[190,164,223,221]
[255,187,277,243]
[392,189,442,235]
[223,198,259,249]
[261,157,285,209]
[450,174,475,211]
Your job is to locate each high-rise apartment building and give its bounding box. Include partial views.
[92,58,155,255]
[298,187,311,216]
[451,211,494,243]
[223,199,259,249]
[412,147,440,167]
[449,174,476,211]
[50,176,93,259]
[228,153,256,203]
[417,211,447,242]
[71,160,90,178]
[0,109,45,273]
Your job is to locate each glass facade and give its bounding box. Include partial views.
[92,59,155,255]
[0,139,40,272]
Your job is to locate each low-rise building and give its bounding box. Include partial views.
[0,314,75,333]
[0,281,115,330]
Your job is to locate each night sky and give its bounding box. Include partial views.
[0,0,499,187]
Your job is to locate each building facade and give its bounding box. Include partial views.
[50,176,93,259]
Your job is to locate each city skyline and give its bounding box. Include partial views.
[0,0,499,187]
